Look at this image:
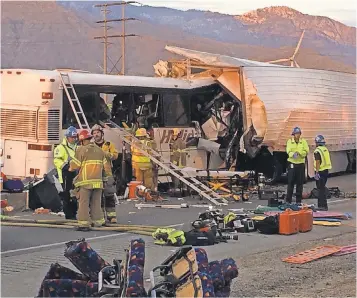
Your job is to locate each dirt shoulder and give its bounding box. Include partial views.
[231,231,356,297]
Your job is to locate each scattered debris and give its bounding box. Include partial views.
[313,221,341,226]
[135,203,189,209]
[50,211,65,217]
[313,211,350,220]
[1,206,14,214]
[282,245,342,264]
[332,244,356,256]
[1,199,8,208]
[34,207,51,214]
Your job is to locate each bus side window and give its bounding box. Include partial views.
[162,93,190,127]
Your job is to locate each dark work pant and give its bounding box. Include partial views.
[286,163,305,204]
[316,170,329,208]
[61,171,78,220]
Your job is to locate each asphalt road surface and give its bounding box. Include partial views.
[1,174,356,297]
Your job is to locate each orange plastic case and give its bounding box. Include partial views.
[298,208,313,232]
[279,209,299,235]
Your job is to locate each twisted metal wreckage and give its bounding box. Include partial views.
[153,46,356,180]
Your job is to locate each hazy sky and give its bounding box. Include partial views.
[138,0,357,26]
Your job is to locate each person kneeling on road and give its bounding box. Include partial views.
[69,130,112,231]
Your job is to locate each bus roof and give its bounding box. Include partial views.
[1,69,216,90]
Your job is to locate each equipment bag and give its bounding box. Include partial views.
[184,230,216,246]
[64,239,110,281]
[29,176,62,212]
[310,187,332,199]
[255,215,279,234]
[3,179,24,193]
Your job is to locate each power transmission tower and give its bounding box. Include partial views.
[94,1,139,75]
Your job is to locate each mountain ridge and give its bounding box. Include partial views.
[1,1,356,75]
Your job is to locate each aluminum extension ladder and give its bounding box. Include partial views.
[58,71,227,206]
[58,72,90,130]
[101,120,228,206]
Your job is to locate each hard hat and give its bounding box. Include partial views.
[91,124,104,134]
[65,126,78,138]
[172,128,180,136]
[291,127,302,135]
[135,128,147,137]
[78,130,93,141]
[315,134,326,145]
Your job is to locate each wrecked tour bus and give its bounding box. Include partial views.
[0,56,356,183]
[0,68,228,181]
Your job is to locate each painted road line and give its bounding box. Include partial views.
[0,233,128,255]
[328,198,355,204]
[0,223,184,255]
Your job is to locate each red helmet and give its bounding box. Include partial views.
[78,130,93,141]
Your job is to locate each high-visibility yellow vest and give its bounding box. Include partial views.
[286,137,309,164]
[314,146,332,171]
[132,140,151,163]
[53,138,77,183]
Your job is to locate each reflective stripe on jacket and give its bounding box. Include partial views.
[170,138,187,168]
[314,146,332,171]
[286,137,309,164]
[132,139,153,163]
[69,143,111,189]
[95,140,119,176]
[53,138,77,183]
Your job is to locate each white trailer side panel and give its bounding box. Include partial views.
[242,67,356,152]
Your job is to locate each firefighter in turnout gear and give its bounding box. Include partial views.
[53,126,78,220]
[91,124,119,221]
[69,130,111,231]
[313,135,332,211]
[131,128,156,189]
[170,128,187,191]
[286,127,309,204]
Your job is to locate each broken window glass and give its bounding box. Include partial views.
[162,94,190,126]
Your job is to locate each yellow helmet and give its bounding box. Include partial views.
[172,128,180,136]
[135,128,147,137]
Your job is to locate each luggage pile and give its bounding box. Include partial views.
[37,238,239,297]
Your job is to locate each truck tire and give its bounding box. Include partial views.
[270,157,283,184]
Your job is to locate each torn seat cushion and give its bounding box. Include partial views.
[64,240,110,282]
[42,279,98,297]
[197,272,215,297]
[208,261,225,290]
[221,258,238,282]
[194,248,209,272]
[125,239,146,297]
[37,263,88,297]
[216,258,239,297]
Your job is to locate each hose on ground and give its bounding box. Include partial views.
[0,216,162,230]
[0,222,158,234]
